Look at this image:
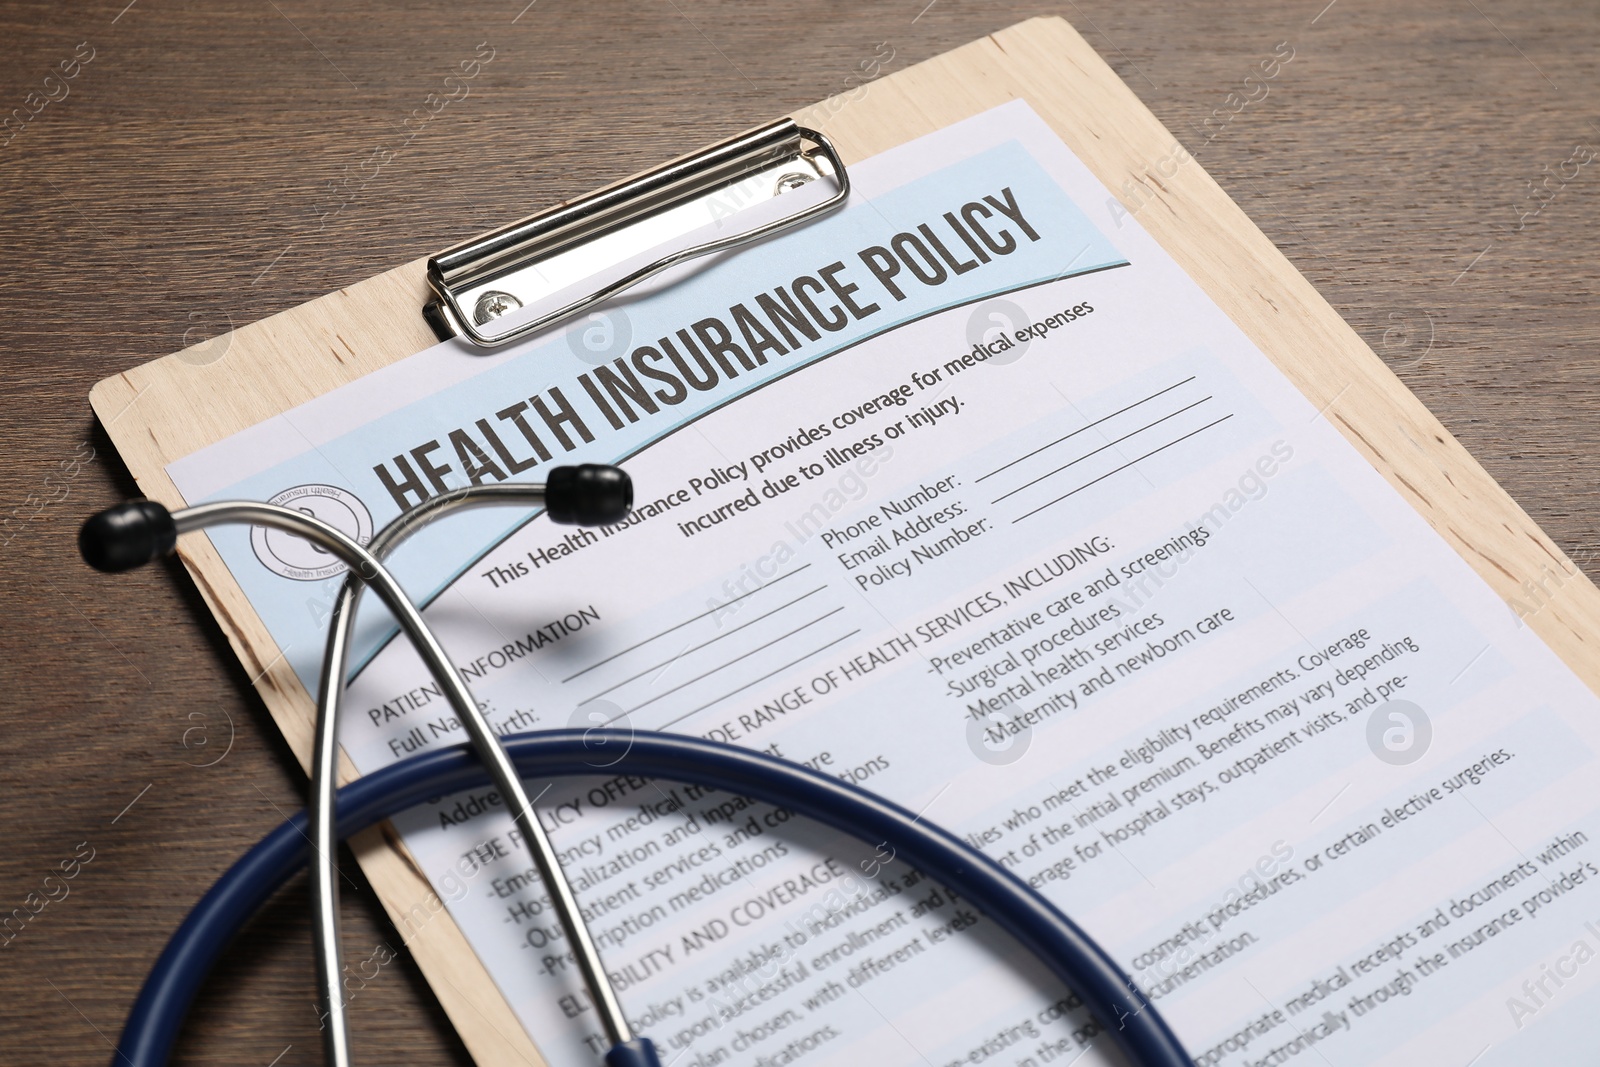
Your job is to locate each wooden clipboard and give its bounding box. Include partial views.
[89,16,1600,1065]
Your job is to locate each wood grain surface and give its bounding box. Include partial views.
[3,2,1598,1066]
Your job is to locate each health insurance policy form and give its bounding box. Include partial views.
[169,101,1600,1067]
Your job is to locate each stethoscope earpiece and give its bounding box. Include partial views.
[79,499,178,573]
[545,463,632,526]
[75,462,630,572]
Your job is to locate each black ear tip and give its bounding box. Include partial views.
[545,465,632,526]
[79,500,178,572]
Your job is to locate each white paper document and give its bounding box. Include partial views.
[168,101,1600,1067]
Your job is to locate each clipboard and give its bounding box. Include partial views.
[89,16,1600,1065]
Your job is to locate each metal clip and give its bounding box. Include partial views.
[424,119,850,347]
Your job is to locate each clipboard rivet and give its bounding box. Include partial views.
[473,291,523,324]
[775,171,814,193]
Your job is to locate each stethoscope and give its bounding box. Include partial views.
[79,465,1196,1067]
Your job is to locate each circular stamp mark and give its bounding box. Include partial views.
[251,484,373,581]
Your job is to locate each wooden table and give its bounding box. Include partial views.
[2,1,1596,1063]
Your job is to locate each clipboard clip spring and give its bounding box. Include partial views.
[424,119,850,348]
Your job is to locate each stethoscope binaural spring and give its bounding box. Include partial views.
[79,465,1195,1067]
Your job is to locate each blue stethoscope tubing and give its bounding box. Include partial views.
[114,729,1194,1067]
